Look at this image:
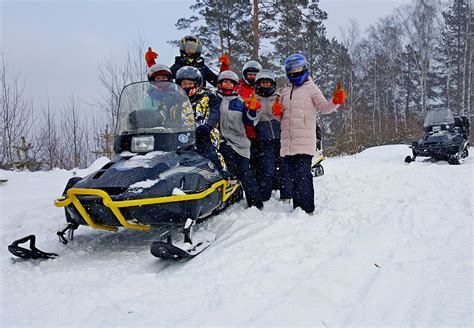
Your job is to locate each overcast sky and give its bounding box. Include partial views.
[1,0,410,115]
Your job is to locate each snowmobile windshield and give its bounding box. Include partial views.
[117,82,195,136]
[423,107,455,129]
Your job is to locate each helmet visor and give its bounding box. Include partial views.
[183,42,199,55]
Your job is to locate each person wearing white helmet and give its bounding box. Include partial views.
[213,70,263,210]
[147,64,173,82]
[238,60,263,183]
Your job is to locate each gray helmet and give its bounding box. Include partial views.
[175,66,203,87]
[242,60,262,85]
[217,70,239,95]
[217,70,239,85]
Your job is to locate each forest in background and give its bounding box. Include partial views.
[1,0,471,170]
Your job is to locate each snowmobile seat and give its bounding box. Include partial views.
[128,109,165,130]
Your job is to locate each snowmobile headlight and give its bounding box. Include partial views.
[131,136,155,153]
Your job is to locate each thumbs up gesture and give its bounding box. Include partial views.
[245,92,262,111]
[272,95,283,116]
[218,53,231,72]
[145,47,158,68]
[332,81,346,105]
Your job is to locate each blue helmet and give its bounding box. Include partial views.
[284,54,309,86]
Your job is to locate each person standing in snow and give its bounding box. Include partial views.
[175,66,223,171]
[277,54,345,214]
[170,35,218,87]
[237,60,263,180]
[213,70,263,210]
[253,69,291,202]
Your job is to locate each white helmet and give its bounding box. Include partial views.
[147,64,172,82]
[242,60,262,85]
[217,70,239,96]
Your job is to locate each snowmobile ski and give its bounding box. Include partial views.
[150,239,214,259]
[150,228,216,260]
[8,235,58,260]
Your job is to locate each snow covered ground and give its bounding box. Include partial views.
[1,145,472,327]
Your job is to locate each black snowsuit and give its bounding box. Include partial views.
[170,56,218,87]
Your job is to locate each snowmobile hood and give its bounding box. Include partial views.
[72,150,219,200]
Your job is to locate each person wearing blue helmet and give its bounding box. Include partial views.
[275,53,346,214]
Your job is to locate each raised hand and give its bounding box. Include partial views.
[332,81,346,105]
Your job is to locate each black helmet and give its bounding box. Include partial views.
[242,60,262,86]
[179,35,202,58]
[176,66,203,96]
[254,69,276,97]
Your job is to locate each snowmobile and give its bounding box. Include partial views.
[405,107,470,165]
[9,81,242,260]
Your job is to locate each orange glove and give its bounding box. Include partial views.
[245,92,261,111]
[272,95,283,116]
[145,47,158,68]
[219,53,231,72]
[332,81,346,105]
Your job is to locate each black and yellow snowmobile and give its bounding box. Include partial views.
[9,81,241,260]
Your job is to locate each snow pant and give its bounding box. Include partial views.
[249,138,261,183]
[284,154,314,213]
[259,139,292,201]
[220,142,263,209]
[195,138,222,170]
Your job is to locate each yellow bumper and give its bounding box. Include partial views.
[54,180,239,232]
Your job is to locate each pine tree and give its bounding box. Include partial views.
[435,0,472,116]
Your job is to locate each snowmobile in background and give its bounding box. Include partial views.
[405,107,470,165]
[9,82,242,260]
[311,124,326,177]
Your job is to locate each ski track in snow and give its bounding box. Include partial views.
[0,145,472,326]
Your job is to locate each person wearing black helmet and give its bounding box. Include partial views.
[170,35,218,87]
[175,66,223,170]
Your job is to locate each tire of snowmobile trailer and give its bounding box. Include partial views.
[404,156,413,163]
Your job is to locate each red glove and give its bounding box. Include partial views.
[272,95,283,116]
[219,53,231,72]
[332,81,346,105]
[145,47,158,68]
[244,125,257,139]
[245,92,261,111]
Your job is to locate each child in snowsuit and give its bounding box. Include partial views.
[215,70,263,209]
[253,69,291,202]
[278,54,345,214]
[175,66,223,170]
[170,36,218,87]
[238,60,263,180]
